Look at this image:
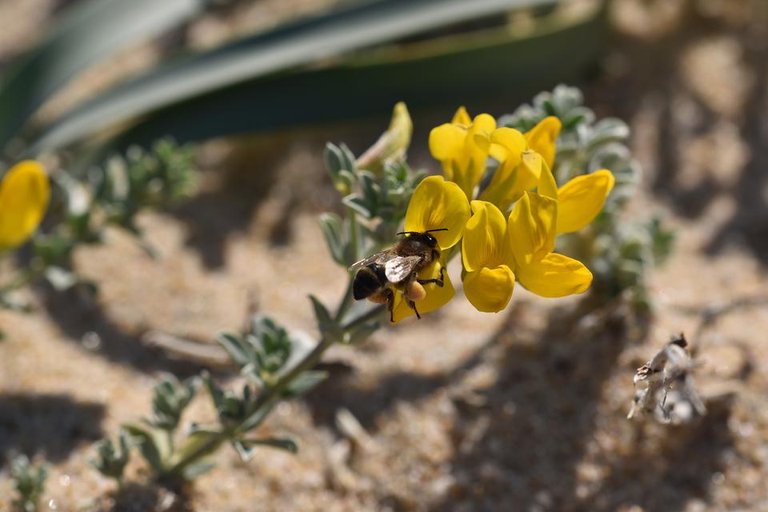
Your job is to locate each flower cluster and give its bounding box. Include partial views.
[391,108,615,322]
[0,161,49,252]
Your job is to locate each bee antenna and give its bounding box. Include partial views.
[395,228,448,236]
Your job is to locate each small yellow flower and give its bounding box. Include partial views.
[461,192,593,313]
[478,116,561,212]
[391,258,455,323]
[0,161,50,251]
[391,175,470,322]
[429,107,496,200]
[461,200,516,312]
[477,127,530,210]
[356,102,413,172]
[508,192,592,298]
[555,169,615,234]
[524,116,561,170]
[403,175,470,251]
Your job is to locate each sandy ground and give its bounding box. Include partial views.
[2,0,768,510]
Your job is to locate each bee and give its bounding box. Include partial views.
[350,228,447,322]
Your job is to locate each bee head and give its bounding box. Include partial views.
[396,228,447,248]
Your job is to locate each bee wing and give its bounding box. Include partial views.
[384,255,421,283]
[348,251,389,271]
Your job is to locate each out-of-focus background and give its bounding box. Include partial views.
[1,0,768,510]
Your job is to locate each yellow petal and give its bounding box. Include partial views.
[452,106,471,126]
[385,101,413,158]
[429,123,466,164]
[524,116,561,169]
[556,169,615,234]
[520,150,543,182]
[488,127,526,164]
[448,113,495,198]
[462,200,507,271]
[470,113,496,136]
[463,265,515,313]
[507,192,557,267]
[391,260,455,323]
[537,159,559,201]
[478,128,533,211]
[517,252,592,298]
[404,176,470,250]
[0,161,50,250]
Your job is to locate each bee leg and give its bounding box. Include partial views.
[384,288,395,323]
[408,299,421,319]
[417,266,445,287]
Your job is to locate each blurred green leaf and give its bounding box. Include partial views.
[318,213,346,266]
[237,437,298,458]
[285,370,328,397]
[0,0,208,152]
[10,455,47,512]
[26,0,595,153]
[123,422,169,473]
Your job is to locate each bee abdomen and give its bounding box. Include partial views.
[353,264,387,300]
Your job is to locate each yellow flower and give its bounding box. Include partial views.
[429,107,496,200]
[524,116,561,170]
[390,258,455,323]
[555,169,615,234]
[508,192,592,298]
[356,102,413,172]
[403,175,470,251]
[0,161,50,251]
[391,175,470,322]
[477,127,530,210]
[461,200,516,312]
[478,116,561,212]
[461,193,592,313]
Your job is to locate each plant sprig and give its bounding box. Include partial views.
[93,111,406,485]
[0,138,198,310]
[502,85,674,308]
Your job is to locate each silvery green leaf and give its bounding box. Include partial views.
[203,374,226,411]
[239,437,298,455]
[44,266,78,291]
[342,194,373,218]
[172,429,223,471]
[232,439,255,462]
[149,374,197,430]
[318,212,346,265]
[562,106,594,130]
[239,402,275,432]
[92,429,131,480]
[343,320,380,346]
[550,84,583,114]
[181,462,216,480]
[338,143,357,175]
[216,332,250,367]
[286,370,327,397]
[337,169,356,190]
[309,295,336,334]
[278,329,316,379]
[123,422,167,472]
[358,171,380,208]
[588,118,630,150]
[323,143,345,179]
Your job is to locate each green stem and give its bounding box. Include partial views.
[348,210,360,262]
[164,307,382,478]
[334,279,355,323]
